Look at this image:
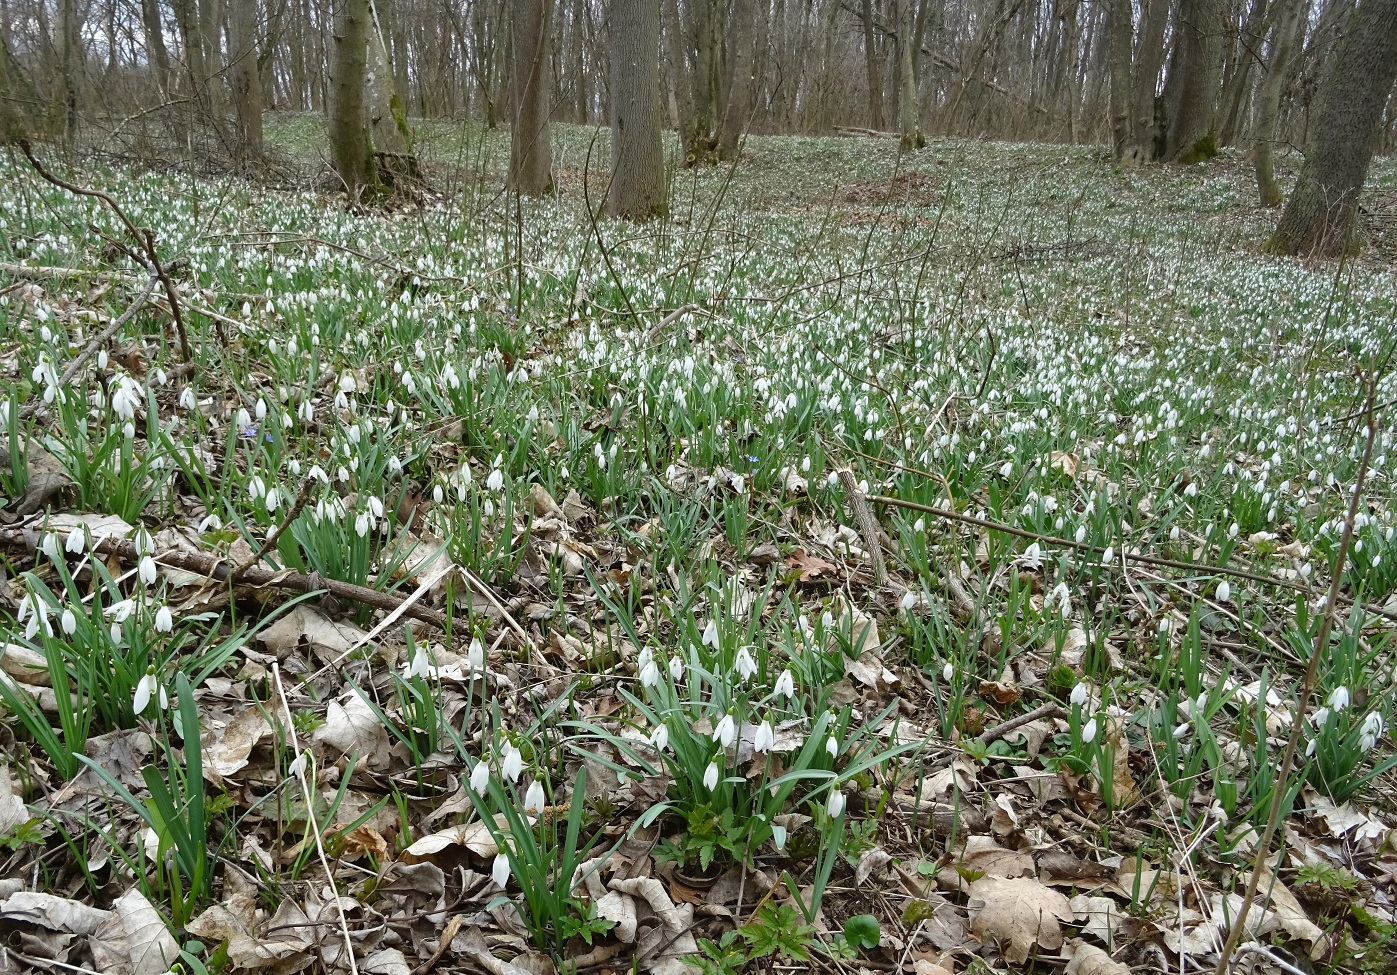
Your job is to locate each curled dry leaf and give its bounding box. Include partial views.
[1064,940,1130,975]
[0,890,110,936]
[967,875,1074,964]
[90,888,181,975]
[202,706,272,786]
[313,691,392,769]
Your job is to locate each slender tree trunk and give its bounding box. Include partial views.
[719,0,757,158]
[861,0,885,129]
[1129,0,1171,157]
[59,0,78,149]
[366,0,415,169]
[1107,0,1134,157]
[573,0,588,122]
[331,0,374,198]
[663,0,696,143]
[897,0,924,148]
[1216,0,1268,144]
[1254,0,1305,204]
[1269,0,1397,255]
[141,0,172,96]
[608,0,667,219]
[509,0,553,194]
[230,0,263,163]
[1163,0,1225,160]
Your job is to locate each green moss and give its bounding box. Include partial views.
[1176,134,1220,166]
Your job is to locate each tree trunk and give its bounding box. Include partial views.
[1253,0,1305,205]
[663,0,697,145]
[1128,0,1170,158]
[1268,0,1397,255]
[1106,0,1134,157]
[1164,0,1225,161]
[59,0,78,149]
[573,0,588,122]
[141,0,172,96]
[861,0,885,130]
[230,0,264,164]
[366,0,416,179]
[897,0,923,148]
[719,0,757,158]
[331,0,374,198]
[1216,0,1268,145]
[509,0,553,194]
[608,0,667,219]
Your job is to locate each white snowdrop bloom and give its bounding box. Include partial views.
[133,671,159,715]
[734,646,758,682]
[1183,483,1198,497]
[236,407,251,428]
[288,753,308,779]
[1306,738,1317,757]
[40,533,61,560]
[914,517,925,532]
[826,788,846,818]
[1229,523,1239,538]
[713,713,737,748]
[491,854,510,888]
[826,735,838,758]
[467,637,485,670]
[1328,686,1351,713]
[368,496,384,519]
[999,461,1014,478]
[731,474,746,494]
[154,606,173,633]
[1070,683,1088,707]
[1360,712,1384,752]
[264,487,279,513]
[61,608,77,635]
[486,467,504,491]
[405,643,431,679]
[1169,525,1180,541]
[650,723,669,752]
[339,372,357,394]
[255,399,267,420]
[943,662,955,683]
[1102,546,1114,564]
[702,620,720,648]
[97,350,108,369]
[639,653,660,688]
[900,591,917,611]
[138,556,158,586]
[355,512,371,537]
[753,721,776,753]
[703,762,720,791]
[668,655,685,681]
[1215,580,1231,603]
[248,474,266,500]
[1081,718,1098,744]
[1075,525,1087,544]
[772,823,788,850]
[774,669,796,699]
[432,484,444,504]
[1173,723,1190,739]
[523,780,546,813]
[470,759,491,792]
[501,744,524,783]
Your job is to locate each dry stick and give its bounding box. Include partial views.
[17,141,199,362]
[838,469,890,586]
[228,478,317,585]
[0,526,448,628]
[271,663,360,975]
[976,702,1066,747]
[19,271,160,421]
[1213,394,1381,975]
[863,492,1397,623]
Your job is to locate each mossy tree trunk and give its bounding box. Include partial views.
[509,0,553,195]
[1253,0,1306,206]
[1268,0,1397,256]
[608,0,667,220]
[1162,0,1224,162]
[897,0,925,149]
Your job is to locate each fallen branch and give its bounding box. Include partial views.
[0,523,447,629]
[839,469,889,586]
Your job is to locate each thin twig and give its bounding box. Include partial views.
[229,478,317,584]
[977,702,1065,746]
[839,469,890,586]
[271,664,360,975]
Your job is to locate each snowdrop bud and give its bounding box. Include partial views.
[433,484,444,503]
[1215,580,1231,603]
[524,780,546,814]
[827,788,846,818]
[772,824,788,850]
[1081,718,1098,744]
[61,608,77,634]
[491,854,510,888]
[703,762,720,791]
[467,637,485,670]
[754,721,776,753]
[1070,683,1088,706]
[943,663,955,683]
[1102,546,1114,563]
[826,735,838,758]
[154,606,173,633]
[138,556,157,586]
[471,760,490,792]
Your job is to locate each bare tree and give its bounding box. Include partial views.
[229,0,265,164]
[1254,0,1307,204]
[331,0,374,197]
[608,0,667,218]
[1268,0,1397,255]
[1162,0,1225,161]
[509,0,553,194]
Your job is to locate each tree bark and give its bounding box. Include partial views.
[1128,0,1171,158]
[1268,0,1397,255]
[1163,0,1225,161]
[608,0,667,219]
[229,0,264,164]
[509,0,554,194]
[141,0,172,97]
[719,0,758,158]
[896,0,924,148]
[366,0,415,170]
[1253,0,1306,205]
[1106,0,1134,157]
[331,0,374,198]
[861,0,885,130]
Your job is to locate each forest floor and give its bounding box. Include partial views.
[0,120,1396,975]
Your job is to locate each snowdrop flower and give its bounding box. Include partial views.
[826,735,838,758]
[701,620,720,648]
[772,823,788,850]
[61,608,77,635]
[943,662,955,683]
[1019,543,1042,569]
[133,668,161,715]
[713,713,737,748]
[1102,546,1114,563]
[179,386,197,410]
[999,460,1014,479]
[1215,580,1231,603]
[650,723,669,752]
[1328,686,1350,713]
[731,473,745,494]
[154,606,173,633]
[470,760,490,792]
[523,780,546,814]
[1070,683,1088,707]
[40,532,61,560]
[638,648,660,688]
[501,744,524,783]
[1306,737,1318,757]
[1050,582,1071,614]
[487,467,504,491]
[467,637,485,670]
[405,643,431,679]
[827,788,846,818]
[64,529,85,555]
[733,646,757,682]
[1360,712,1384,752]
[1081,718,1098,744]
[774,669,795,699]
[753,720,776,754]
[703,762,720,791]
[288,753,308,779]
[355,512,370,537]
[1173,723,1190,739]
[668,655,685,682]
[138,556,158,586]
[900,590,917,611]
[913,517,925,532]
[491,853,510,888]
[19,595,50,640]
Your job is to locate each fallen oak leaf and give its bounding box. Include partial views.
[967,875,1074,964]
[784,547,839,581]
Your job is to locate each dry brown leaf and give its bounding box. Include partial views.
[1069,894,1124,944]
[202,706,272,786]
[1064,940,1130,975]
[0,641,51,686]
[967,875,1074,964]
[785,547,838,581]
[313,691,392,768]
[90,888,181,975]
[0,890,110,935]
[938,836,1034,892]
